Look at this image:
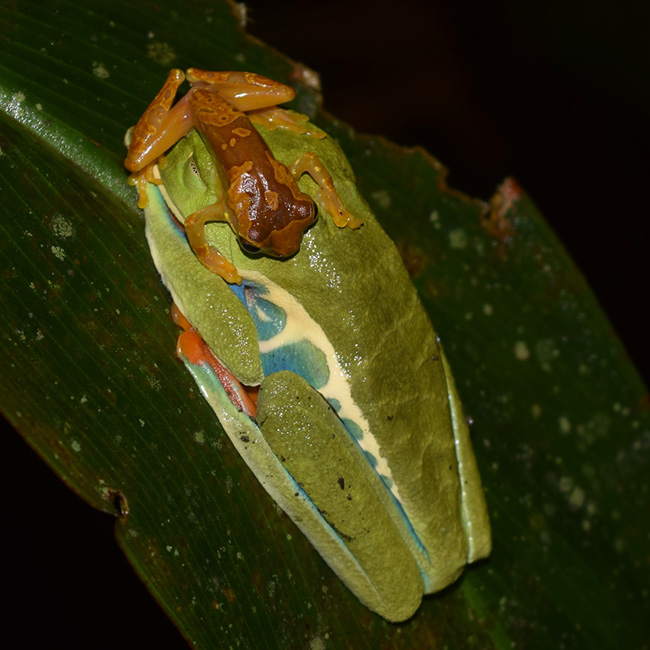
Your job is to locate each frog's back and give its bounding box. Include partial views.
[190,87,314,256]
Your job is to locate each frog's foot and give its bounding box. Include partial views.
[290,152,363,229]
[127,162,162,209]
[184,202,242,284]
[248,107,326,140]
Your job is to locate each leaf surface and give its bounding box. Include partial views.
[1,1,647,648]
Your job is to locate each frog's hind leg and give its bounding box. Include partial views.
[125,69,192,208]
[248,107,326,139]
[186,69,295,111]
[125,69,188,172]
[290,152,363,229]
[184,201,242,284]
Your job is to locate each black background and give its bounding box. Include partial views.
[4,1,649,647]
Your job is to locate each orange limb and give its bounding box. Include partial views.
[125,69,187,173]
[172,304,258,418]
[183,202,242,284]
[186,69,296,111]
[248,106,326,139]
[127,162,162,209]
[289,152,363,229]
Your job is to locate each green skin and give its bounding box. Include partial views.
[140,118,490,623]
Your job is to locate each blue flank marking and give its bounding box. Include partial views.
[248,290,286,341]
[227,281,247,308]
[364,451,378,468]
[380,474,394,490]
[260,341,329,390]
[341,417,363,441]
[328,397,341,412]
[227,280,329,390]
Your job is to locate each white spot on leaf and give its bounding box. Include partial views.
[92,61,110,78]
[514,341,530,361]
[559,416,571,434]
[449,228,467,249]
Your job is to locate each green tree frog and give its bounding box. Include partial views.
[124,69,491,623]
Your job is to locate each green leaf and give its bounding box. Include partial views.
[1,1,647,648]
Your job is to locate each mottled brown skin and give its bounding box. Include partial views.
[125,69,361,283]
[189,87,315,257]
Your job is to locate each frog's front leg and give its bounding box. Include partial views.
[183,200,242,285]
[171,303,257,416]
[290,153,363,229]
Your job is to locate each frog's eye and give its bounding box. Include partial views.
[239,239,261,255]
[182,155,209,192]
[189,157,203,181]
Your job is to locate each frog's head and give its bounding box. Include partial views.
[230,193,316,259]
[226,146,317,259]
[235,209,315,258]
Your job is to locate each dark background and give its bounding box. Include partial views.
[5,1,649,647]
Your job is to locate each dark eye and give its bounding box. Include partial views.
[239,239,261,255]
[189,157,203,180]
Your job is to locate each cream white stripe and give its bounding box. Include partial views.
[243,270,402,502]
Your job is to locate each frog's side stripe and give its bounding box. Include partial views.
[180,351,424,622]
[228,281,331,390]
[233,270,405,494]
